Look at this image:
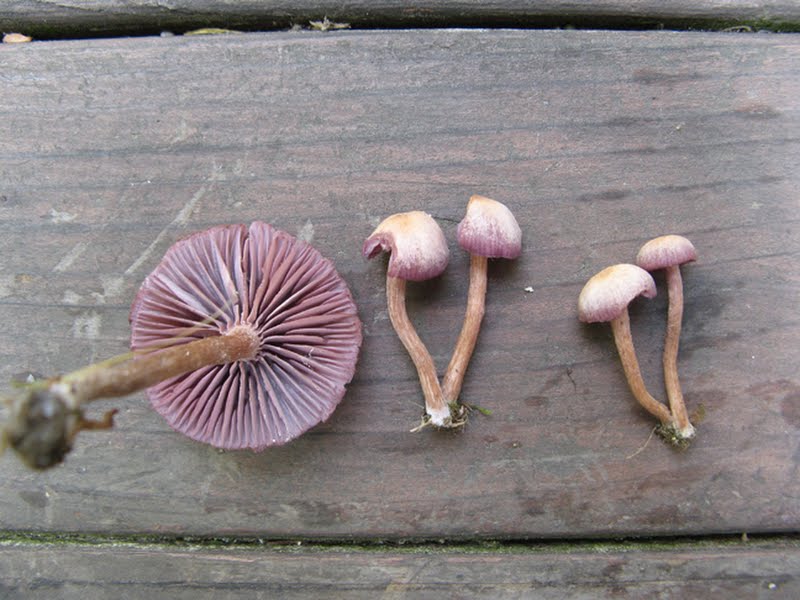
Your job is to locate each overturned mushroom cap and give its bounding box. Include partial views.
[129,222,362,451]
[457,195,522,259]
[636,235,697,271]
[362,211,449,281]
[578,264,656,323]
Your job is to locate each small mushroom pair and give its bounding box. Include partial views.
[2,222,362,469]
[363,195,521,428]
[578,235,697,446]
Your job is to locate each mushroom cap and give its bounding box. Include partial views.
[578,264,657,323]
[129,222,362,451]
[457,195,522,259]
[362,211,449,281]
[636,235,697,271]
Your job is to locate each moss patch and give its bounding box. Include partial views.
[1,530,798,556]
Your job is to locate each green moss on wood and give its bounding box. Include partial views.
[1,530,798,555]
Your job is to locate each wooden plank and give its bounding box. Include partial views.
[0,30,798,540]
[0,539,798,599]
[2,1,800,38]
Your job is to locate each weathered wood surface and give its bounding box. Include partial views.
[1,539,798,599]
[2,0,800,38]
[0,30,798,540]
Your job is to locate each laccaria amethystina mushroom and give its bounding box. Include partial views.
[578,264,680,438]
[2,222,361,468]
[362,211,452,427]
[442,195,521,404]
[636,234,697,440]
[130,222,362,449]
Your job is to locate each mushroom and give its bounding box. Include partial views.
[2,221,362,468]
[578,264,677,434]
[362,211,451,426]
[636,234,697,440]
[442,195,521,404]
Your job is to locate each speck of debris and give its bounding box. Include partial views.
[309,17,351,31]
[3,33,32,44]
[184,28,243,36]
[11,371,44,386]
[691,404,706,424]
[524,286,534,293]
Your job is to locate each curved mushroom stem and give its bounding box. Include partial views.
[442,254,487,403]
[663,265,695,439]
[60,324,260,404]
[2,325,260,469]
[386,276,450,427]
[609,310,674,427]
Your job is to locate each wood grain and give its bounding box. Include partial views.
[0,30,798,540]
[2,1,800,38]
[1,539,798,599]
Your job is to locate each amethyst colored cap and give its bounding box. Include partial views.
[578,264,657,323]
[457,195,522,259]
[129,222,362,451]
[362,211,449,281]
[636,235,697,271]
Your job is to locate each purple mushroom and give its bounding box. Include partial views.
[362,211,452,427]
[442,195,522,405]
[636,234,698,440]
[129,221,362,450]
[578,264,676,433]
[3,221,361,468]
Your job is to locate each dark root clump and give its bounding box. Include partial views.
[3,389,77,470]
[655,423,694,450]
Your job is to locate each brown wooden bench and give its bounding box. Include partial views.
[1,3,798,597]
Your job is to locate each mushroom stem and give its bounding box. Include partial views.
[2,325,261,470]
[442,254,487,403]
[662,265,695,439]
[609,310,673,426]
[59,325,260,404]
[385,275,450,426]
